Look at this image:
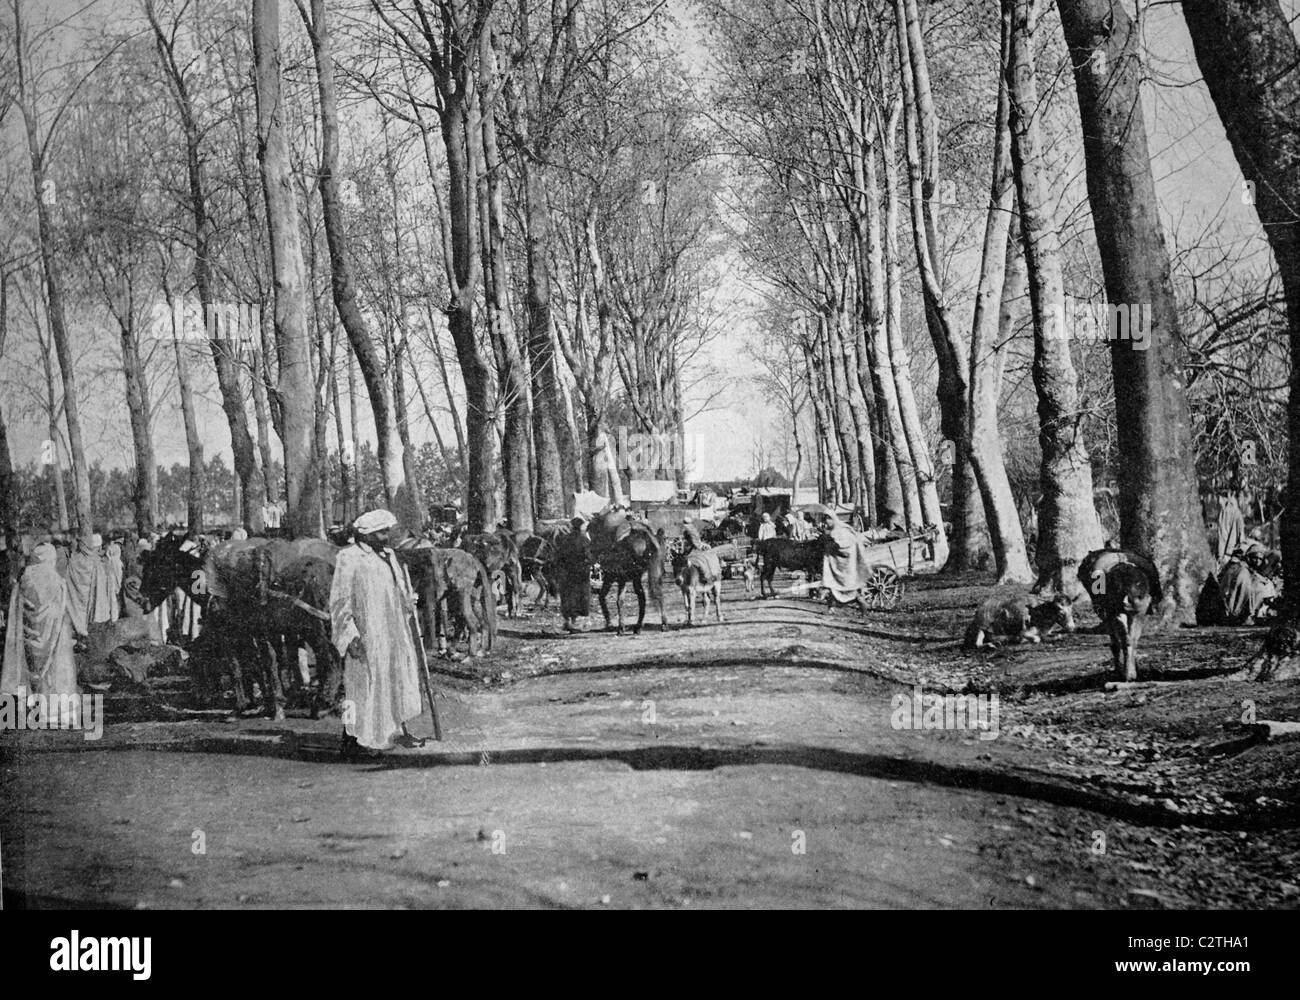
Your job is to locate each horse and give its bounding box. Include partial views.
[754,536,826,599]
[144,534,338,718]
[256,555,340,718]
[587,510,668,635]
[396,543,497,658]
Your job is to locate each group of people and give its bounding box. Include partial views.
[0,524,224,724]
[0,500,894,755]
[694,505,881,613]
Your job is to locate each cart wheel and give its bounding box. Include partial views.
[862,567,904,609]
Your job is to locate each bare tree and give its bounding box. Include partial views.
[1056,0,1214,613]
[298,0,419,530]
[253,0,320,537]
[967,3,1032,583]
[1006,0,1101,594]
[12,0,100,543]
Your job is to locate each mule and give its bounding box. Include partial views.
[672,548,724,626]
[588,510,668,635]
[397,544,497,657]
[1078,550,1160,681]
[459,530,526,618]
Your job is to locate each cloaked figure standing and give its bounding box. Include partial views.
[329,509,425,754]
[1,541,81,727]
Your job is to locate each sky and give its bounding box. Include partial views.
[0,0,1292,488]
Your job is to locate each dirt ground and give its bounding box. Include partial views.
[3,569,1299,909]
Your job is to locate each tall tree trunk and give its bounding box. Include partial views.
[391,331,425,526]
[839,310,876,520]
[968,4,1033,583]
[0,273,18,574]
[512,63,573,518]
[865,108,919,530]
[1175,0,1299,606]
[479,35,533,532]
[113,284,158,535]
[894,0,973,568]
[302,0,414,529]
[416,299,467,483]
[331,357,352,524]
[882,101,945,559]
[997,211,1027,401]
[433,16,499,533]
[251,302,280,506]
[804,336,842,503]
[347,341,362,516]
[579,215,624,505]
[253,0,320,538]
[16,7,91,543]
[821,311,863,506]
[147,3,261,528]
[1006,0,1102,594]
[0,401,14,583]
[37,329,69,532]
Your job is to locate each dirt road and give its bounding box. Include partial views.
[3,576,1298,908]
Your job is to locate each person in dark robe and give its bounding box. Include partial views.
[553,517,593,633]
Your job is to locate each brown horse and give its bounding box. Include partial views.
[754,537,826,599]
[588,511,668,635]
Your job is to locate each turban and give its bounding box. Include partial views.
[354,509,398,535]
[29,541,57,566]
[91,533,104,549]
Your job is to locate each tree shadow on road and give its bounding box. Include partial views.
[67,730,1300,833]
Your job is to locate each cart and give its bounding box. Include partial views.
[817,525,940,610]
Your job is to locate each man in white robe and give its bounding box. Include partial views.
[329,509,425,754]
[818,513,874,615]
[2,542,80,727]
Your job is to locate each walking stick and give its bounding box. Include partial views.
[408,608,444,741]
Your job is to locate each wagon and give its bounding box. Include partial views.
[787,522,937,610]
[837,525,941,610]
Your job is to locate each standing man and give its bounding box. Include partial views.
[553,516,593,633]
[329,509,425,756]
[757,513,777,541]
